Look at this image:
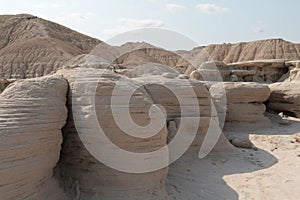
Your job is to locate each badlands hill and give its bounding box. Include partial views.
[1,14,300,79]
[0,14,100,78]
[201,38,300,63]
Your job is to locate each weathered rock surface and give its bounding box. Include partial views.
[227,60,288,83]
[56,68,169,200]
[268,81,300,117]
[209,82,271,130]
[200,38,300,63]
[109,39,300,78]
[196,60,289,83]
[55,67,231,199]
[285,60,300,81]
[0,75,68,200]
[0,14,100,79]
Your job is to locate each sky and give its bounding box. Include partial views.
[0,0,299,49]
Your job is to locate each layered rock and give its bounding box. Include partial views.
[0,75,68,200]
[285,60,300,81]
[196,60,288,83]
[194,38,300,63]
[56,67,230,199]
[134,76,224,155]
[227,60,288,83]
[56,68,169,200]
[209,82,271,130]
[0,14,100,79]
[268,81,300,117]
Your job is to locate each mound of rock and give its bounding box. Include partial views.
[0,14,100,79]
[196,60,288,83]
[268,81,300,117]
[57,68,169,200]
[227,60,288,83]
[55,67,230,199]
[201,38,300,63]
[285,60,300,81]
[209,82,271,130]
[0,75,68,200]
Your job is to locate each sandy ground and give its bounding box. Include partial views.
[39,114,300,200]
[167,114,300,200]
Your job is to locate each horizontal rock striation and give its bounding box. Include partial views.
[201,38,300,63]
[0,75,68,200]
[209,82,271,130]
[196,60,289,83]
[268,81,300,117]
[56,67,229,199]
[57,68,169,200]
[0,14,100,79]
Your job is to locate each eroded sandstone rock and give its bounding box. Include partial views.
[209,82,271,130]
[268,81,300,117]
[56,68,168,200]
[0,75,68,200]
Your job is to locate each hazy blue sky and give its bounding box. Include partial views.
[0,0,299,47]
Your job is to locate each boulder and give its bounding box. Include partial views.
[210,82,271,130]
[0,75,68,200]
[285,60,300,81]
[226,60,288,83]
[268,81,300,117]
[57,68,168,200]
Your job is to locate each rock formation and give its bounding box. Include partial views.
[209,82,271,130]
[197,38,300,63]
[268,81,300,117]
[285,60,300,81]
[0,14,100,79]
[54,67,229,200]
[56,68,169,200]
[0,75,68,200]
[195,60,289,83]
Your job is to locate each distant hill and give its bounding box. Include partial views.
[1,14,300,78]
[201,38,300,63]
[106,39,300,74]
[0,14,100,78]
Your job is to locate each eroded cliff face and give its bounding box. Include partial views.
[56,69,169,200]
[52,66,270,199]
[268,82,300,118]
[0,75,68,200]
[1,14,299,81]
[0,66,286,200]
[201,38,300,63]
[0,14,100,79]
[210,82,271,130]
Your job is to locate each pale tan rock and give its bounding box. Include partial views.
[178,74,189,79]
[0,14,100,79]
[202,39,300,63]
[57,68,168,200]
[210,82,271,129]
[0,75,68,200]
[285,60,300,81]
[227,60,288,83]
[268,81,300,117]
[135,76,211,119]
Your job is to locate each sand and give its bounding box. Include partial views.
[167,114,300,200]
